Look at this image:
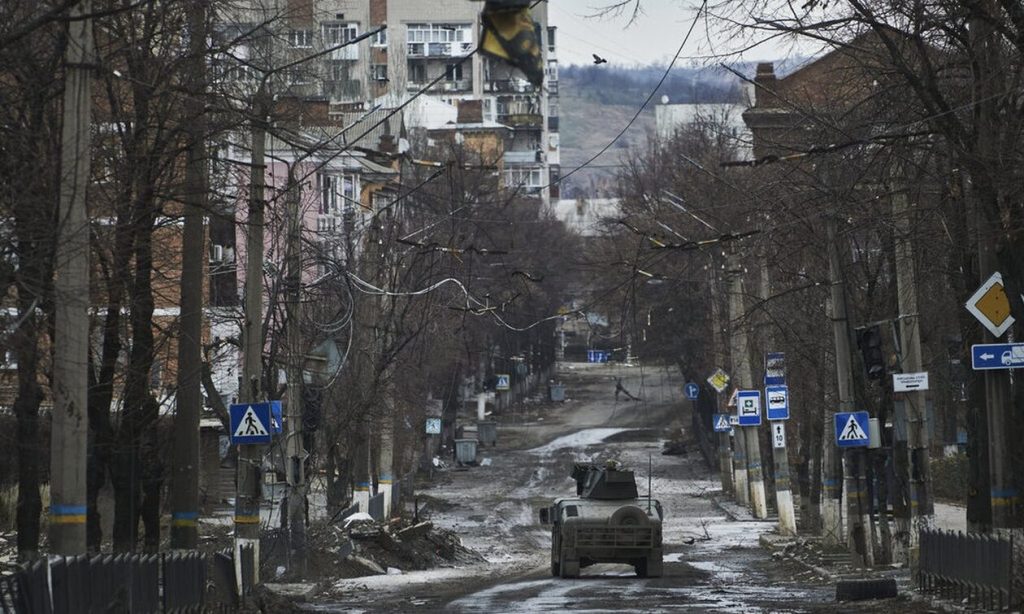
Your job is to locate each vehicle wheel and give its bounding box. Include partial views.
[610,505,647,526]
[551,561,560,577]
[645,554,663,578]
[634,557,648,578]
[559,552,579,578]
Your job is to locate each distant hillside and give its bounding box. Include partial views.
[556,64,746,198]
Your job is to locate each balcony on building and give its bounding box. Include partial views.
[503,150,543,165]
[407,56,472,93]
[484,79,536,94]
[505,164,546,196]
[498,113,543,129]
[406,41,474,58]
[325,79,362,100]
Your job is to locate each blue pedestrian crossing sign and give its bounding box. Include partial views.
[496,374,511,391]
[765,385,789,421]
[685,383,700,400]
[736,390,762,426]
[230,402,273,444]
[835,411,870,448]
[712,413,732,433]
[270,400,283,434]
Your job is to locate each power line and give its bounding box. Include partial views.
[547,0,710,190]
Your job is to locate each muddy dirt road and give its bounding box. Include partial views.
[305,362,931,612]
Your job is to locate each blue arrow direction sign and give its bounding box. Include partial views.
[765,385,789,420]
[230,402,273,444]
[685,383,700,400]
[736,390,762,426]
[971,343,1024,370]
[835,411,870,448]
[712,414,732,433]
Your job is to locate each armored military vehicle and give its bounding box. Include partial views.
[539,461,663,578]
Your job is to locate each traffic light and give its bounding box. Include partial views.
[856,325,885,380]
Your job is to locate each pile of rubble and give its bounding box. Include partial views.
[0,532,16,577]
[263,514,483,584]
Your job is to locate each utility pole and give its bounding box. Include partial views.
[373,206,397,517]
[820,220,843,545]
[50,0,92,554]
[826,217,873,565]
[236,87,268,571]
[727,251,767,518]
[760,264,796,535]
[708,255,733,495]
[971,4,1021,531]
[891,173,934,565]
[284,166,307,573]
[170,0,208,550]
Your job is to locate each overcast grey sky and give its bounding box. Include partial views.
[549,0,810,68]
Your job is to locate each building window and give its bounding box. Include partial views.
[546,60,558,82]
[371,28,388,47]
[371,63,388,82]
[318,173,338,214]
[342,175,358,211]
[318,173,359,215]
[286,66,312,85]
[327,61,349,82]
[408,61,427,84]
[547,26,556,53]
[506,167,544,189]
[445,63,463,81]
[323,22,360,60]
[288,29,313,48]
[406,23,473,57]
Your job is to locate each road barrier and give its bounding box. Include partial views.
[919,528,1015,609]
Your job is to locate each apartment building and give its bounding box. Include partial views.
[214,0,560,202]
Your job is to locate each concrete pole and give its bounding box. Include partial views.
[819,224,842,545]
[732,416,749,506]
[284,167,307,574]
[727,252,767,518]
[760,264,796,535]
[236,88,268,567]
[170,0,208,550]
[708,260,733,496]
[891,175,934,564]
[50,0,92,554]
[826,217,873,565]
[477,393,486,422]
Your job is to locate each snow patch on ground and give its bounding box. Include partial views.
[526,428,630,456]
[328,565,491,593]
[689,560,742,581]
[933,501,966,532]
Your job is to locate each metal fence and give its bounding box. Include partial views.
[1,573,20,614]
[368,492,385,521]
[391,473,414,515]
[3,547,248,614]
[919,528,1015,609]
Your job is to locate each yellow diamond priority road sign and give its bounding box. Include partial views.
[966,272,1015,338]
[707,368,730,394]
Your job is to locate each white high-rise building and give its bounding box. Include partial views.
[214,0,560,202]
